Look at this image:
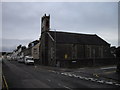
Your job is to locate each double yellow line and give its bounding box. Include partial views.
[2,74,8,90]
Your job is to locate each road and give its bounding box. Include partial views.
[2,59,120,89]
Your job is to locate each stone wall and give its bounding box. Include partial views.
[57,58,117,68]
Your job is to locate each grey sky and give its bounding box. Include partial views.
[0,2,2,52]
[2,2,118,52]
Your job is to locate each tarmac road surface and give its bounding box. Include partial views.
[2,59,120,89]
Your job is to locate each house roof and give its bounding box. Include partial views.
[48,31,110,45]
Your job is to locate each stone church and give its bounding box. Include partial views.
[39,14,114,68]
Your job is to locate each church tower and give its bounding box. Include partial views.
[41,14,50,34]
[40,14,50,66]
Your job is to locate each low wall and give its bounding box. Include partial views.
[34,59,41,65]
[57,58,118,68]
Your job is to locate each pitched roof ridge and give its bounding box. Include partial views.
[49,30,96,36]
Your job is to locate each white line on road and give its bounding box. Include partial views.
[115,83,120,86]
[58,83,72,90]
[96,80,105,83]
[68,73,73,77]
[59,72,120,87]
[48,68,120,87]
[100,66,116,70]
[58,83,61,86]
[63,86,73,90]
[2,74,9,90]
[48,70,56,73]
[105,81,114,85]
[102,71,116,75]
[34,66,37,68]
[47,79,51,82]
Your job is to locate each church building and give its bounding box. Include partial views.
[39,14,114,67]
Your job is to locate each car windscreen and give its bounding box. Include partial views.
[26,58,33,60]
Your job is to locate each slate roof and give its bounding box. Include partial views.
[49,31,110,45]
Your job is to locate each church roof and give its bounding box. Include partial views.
[48,31,110,46]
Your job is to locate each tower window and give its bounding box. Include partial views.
[46,20,49,27]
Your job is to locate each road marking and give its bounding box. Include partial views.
[56,72,60,74]
[72,74,78,78]
[61,73,65,75]
[87,78,96,81]
[58,83,62,86]
[91,79,98,82]
[48,70,56,73]
[96,80,104,83]
[63,86,72,90]
[63,73,68,76]
[105,81,114,85]
[79,68,85,69]
[2,75,8,90]
[48,69,120,87]
[102,71,116,75]
[115,83,120,86]
[93,74,99,77]
[77,76,84,79]
[59,72,120,87]
[47,79,51,82]
[58,83,72,90]
[100,66,116,70]
[68,73,73,77]
[34,66,37,68]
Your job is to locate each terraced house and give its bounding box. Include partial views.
[39,14,115,68]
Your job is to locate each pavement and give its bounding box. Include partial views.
[73,66,119,81]
[2,59,120,89]
[35,64,120,82]
[33,63,120,88]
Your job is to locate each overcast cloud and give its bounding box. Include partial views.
[0,2,2,52]
[2,2,118,52]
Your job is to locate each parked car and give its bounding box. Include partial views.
[17,57,24,63]
[7,56,11,61]
[24,56,34,65]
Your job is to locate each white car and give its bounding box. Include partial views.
[24,56,34,65]
[17,57,24,63]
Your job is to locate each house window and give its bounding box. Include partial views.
[87,46,91,58]
[51,47,53,59]
[72,44,76,59]
[33,48,37,54]
[92,48,96,59]
[99,47,103,58]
